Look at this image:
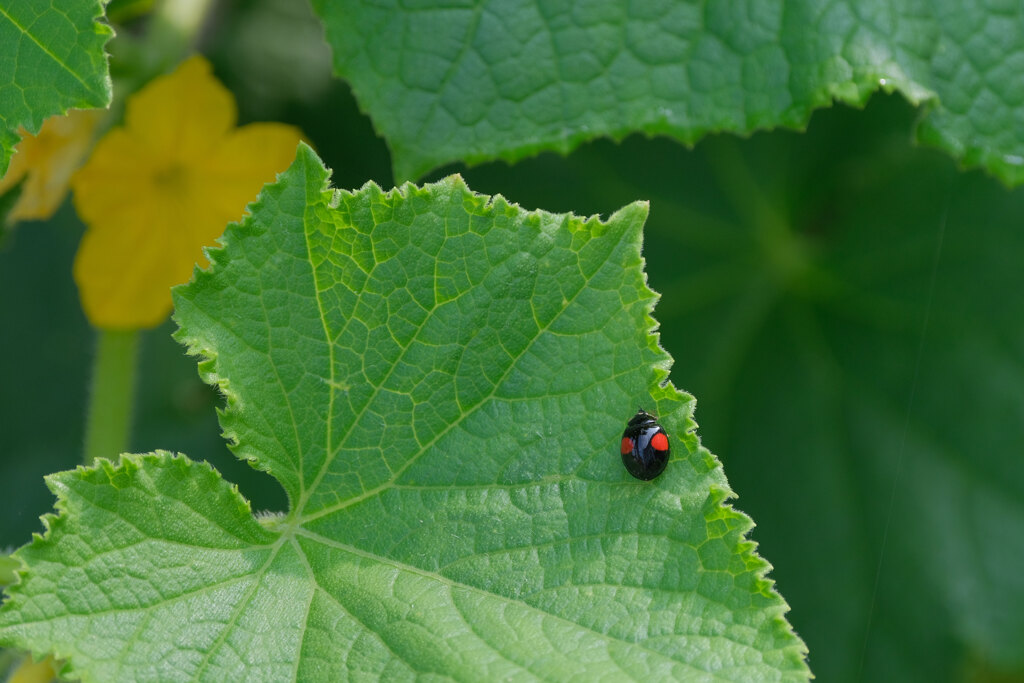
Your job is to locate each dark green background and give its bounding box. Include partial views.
[4,1,1024,680]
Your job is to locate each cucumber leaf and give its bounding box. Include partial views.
[313,0,1024,185]
[0,145,809,680]
[0,0,111,178]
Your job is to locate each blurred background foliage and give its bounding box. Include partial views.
[3,0,1024,680]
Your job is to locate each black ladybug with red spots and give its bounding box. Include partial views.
[620,408,670,480]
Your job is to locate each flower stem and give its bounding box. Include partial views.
[144,0,217,74]
[153,0,216,46]
[82,330,140,465]
[107,0,218,112]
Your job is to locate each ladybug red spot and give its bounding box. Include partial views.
[620,437,634,455]
[651,432,669,452]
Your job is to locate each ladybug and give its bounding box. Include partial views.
[620,408,670,480]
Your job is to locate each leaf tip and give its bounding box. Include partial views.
[610,199,651,226]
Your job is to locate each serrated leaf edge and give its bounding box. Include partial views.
[0,0,114,178]
[0,451,260,682]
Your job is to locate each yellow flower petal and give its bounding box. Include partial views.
[125,55,236,161]
[71,55,303,330]
[8,654,56,683]
[0,109,103,223]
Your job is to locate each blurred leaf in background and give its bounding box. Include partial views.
[210,0,335,119]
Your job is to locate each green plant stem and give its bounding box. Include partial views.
[146,0,216,70]
[107,0,218,119]
[82,330,140,465]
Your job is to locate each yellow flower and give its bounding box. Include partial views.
[0,109,103,223]
[71,55,303,329]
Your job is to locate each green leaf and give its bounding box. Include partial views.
[0,0,112,178]
[313,0,1024,185]
[456,93,1024,680]
[0,144,809,680]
